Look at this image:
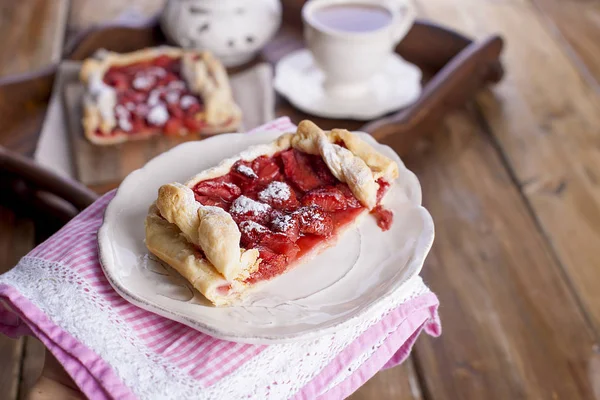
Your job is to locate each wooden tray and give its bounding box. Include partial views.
[0,1,504,188]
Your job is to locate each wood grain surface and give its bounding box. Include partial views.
[0,0,69,155]
[419,0,600,334]
[1,0,600,399]
[402,106,597,399]
[67,0,164,35]
[0,209,38,400]
[0,1,69,398]
[529,0,600,87]
[458,0,600,334]
[0,209,26,399]
[350,359,423,400]
[0,0,68,77]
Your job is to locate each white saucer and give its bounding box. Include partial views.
[274,49,422,120]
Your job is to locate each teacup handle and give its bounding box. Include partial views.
[388,0,417,45]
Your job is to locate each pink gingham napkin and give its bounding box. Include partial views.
[0,118,440,399]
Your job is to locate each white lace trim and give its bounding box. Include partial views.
[0,257,430,400]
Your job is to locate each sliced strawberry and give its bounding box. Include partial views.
[104,71,129,91]
[238,220,269,247]
[245,247,288,284]
[186,102,202,115]
[164,118,183,136]
[259,232,300,260]
[161,73,178,85]
[280,149,322,192]
[335,183,363,209]
[239,220,299,259]
[193,177,241,202]
[370,205,393,231]
[258,181,299,211]
[312,157,337,186]
[194,194,227,210]
[270,212,300,242]
[376,179,391,203]
[302,187,349,212]
[120,90,141,104]
[133,103,150,117]
[231,160,258,184]
[130,115,147,132]
[252,156,282,184]
[167,103,184,119]
[295,205,333,236]
[153,55,173,68]
[231,161,264,194]
[229,195,271,225]
[183,116,204,132]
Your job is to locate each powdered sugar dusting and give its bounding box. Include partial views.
[147,89,163,106]
[258,182,291,203]
[135,103,150,117]
[271,214,294,232]
[115,105,128,118]
[168,80,186,90]
[114,105,132,132]
[147,104,169,126]
[148,66,167,78]
[230,196,270,216]
[295,205,332,236]
[165,91,180,104]
[132,75,155,90]
[298,207,323,222]
[180,95,197,110]
[117,116,132,132]
[235,164,258,179]
[296,206,325,230]
[239,220,268,235]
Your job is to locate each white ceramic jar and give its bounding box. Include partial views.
[161,0,282,67]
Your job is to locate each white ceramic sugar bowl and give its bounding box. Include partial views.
[161,0,282,67]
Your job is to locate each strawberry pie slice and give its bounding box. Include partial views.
[80,46,241,145]
[145,120,399,306]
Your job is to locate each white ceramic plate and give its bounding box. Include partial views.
[99,129,434,344]
[274,49,422,120]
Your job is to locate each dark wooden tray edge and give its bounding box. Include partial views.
[0,13,504,159]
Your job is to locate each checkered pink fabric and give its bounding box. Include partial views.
[0,118,440,399]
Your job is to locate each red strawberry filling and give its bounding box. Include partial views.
[301,187,351,212]
[281,149,323,191]
[370,205,394,231]
[295,205,334,236]
[258,181,300,211]
[270,212,300,242]
[191,148,394,283]
[97,55,209,137]
[194,176,241,202]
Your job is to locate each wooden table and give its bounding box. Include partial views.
[1,1,600,399]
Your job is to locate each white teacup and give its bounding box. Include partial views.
[302,0,416,99]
